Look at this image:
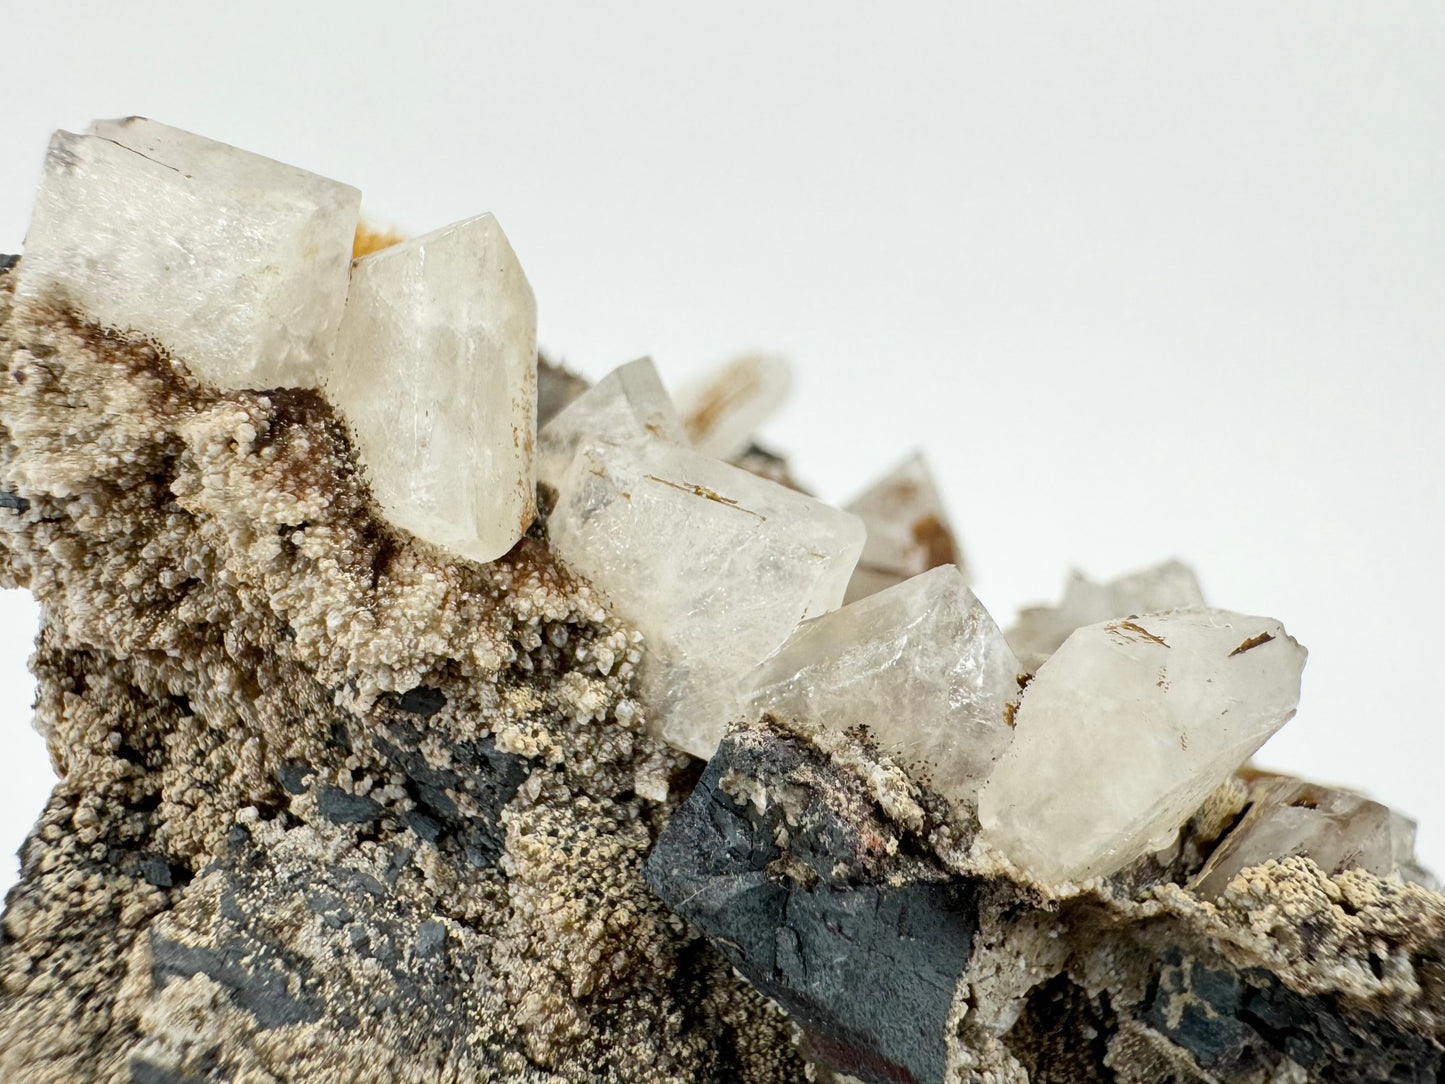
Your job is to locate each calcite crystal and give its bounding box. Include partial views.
[328,213,538,561]
[675,353,792,460]
[747,564,1019,803]
[16,117,359,389]
[842,451,963,604]
[548,438,864,758]
[979,609,1308,884]
[2,118,1441,1084]
[1007,558,1206,672]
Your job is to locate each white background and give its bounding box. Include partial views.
[0,3,1440,893]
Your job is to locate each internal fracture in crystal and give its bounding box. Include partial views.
[748,564,1018,803]
[536,357,686,490]
[675,354,792,461]
[16,117,360,390]
[1006,559,1205,673]
[548,439,864,758]
[328,213,537,563]
[843,451,963,604]
[978,609,1307,884]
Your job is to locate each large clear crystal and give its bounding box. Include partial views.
[16,118,359,389]
[843,452,963,605]
[536,357,686,490]
[748,564,1020,802]
[549,439,865,758]
[328,213,537,563]
[1191,778,1428,897]
[978,609,1307,885]
[1007,559,1205,673]
[674,354,792,460]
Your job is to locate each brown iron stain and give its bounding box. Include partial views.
[1004,701,1019,729]
[1107,620,1170,648]
[1229,631,1276,657]
[643,474,766,521]
[353,224,405,259]
[910,514,959,570]
[683,367,764,442]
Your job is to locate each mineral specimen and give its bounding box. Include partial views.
[548,438,865,758]
[15,117,359,389]
[842,451,963,604]
[1006,558,1206,672]
[536,356,686,490]
[747,564,1019,804]
[978,609,1308,884]
[2,118,1441,1084]
[328,212,538,562]
[674,353,792,460]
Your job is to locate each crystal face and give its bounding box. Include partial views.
[1006,559,1205,673]
[748,564,1019,802]
[1191,778,1422,897]
[675,354,792,460]
[536,357,687,490]
[328,213,537,563]
[548,438,865,758]
[843,452,963,605]
[978,609,1307,885]
[16,118,359,389]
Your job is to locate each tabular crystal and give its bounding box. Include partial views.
[16,117,359,389]
[748,564,1019,802]
[549,439,864,758]
[537,357,686,490]
[675,354,792,460]
[1191,778,1424,897]
[1007,559,1205,672]
[843,452,963,604]
[328,213,537,563]
[978,609,1307,885]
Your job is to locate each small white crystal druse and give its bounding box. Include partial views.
[9,116,1428,896]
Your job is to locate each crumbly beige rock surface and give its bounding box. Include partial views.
[0,268,800,1083]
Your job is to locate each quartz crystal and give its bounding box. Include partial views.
[748,564,1019,801]
[1191,778,1424,897]
[675,354,792,460]
[978,609,1307,885]
[549,439,865,758]
[1006,559,1205,672]
[536,357,686,490]
[328,213,537,563]
[843,452,963,604]
[16,117,359,389]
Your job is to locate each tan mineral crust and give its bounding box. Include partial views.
[0,120,1441,1084]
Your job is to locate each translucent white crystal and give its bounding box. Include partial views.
[978,609,1307,885]
[1007,559,1205,673]
[1191,778,1411,897]
[536,357,686,490]
[328,213,537,563]
[842,452,963,605]
[748,564,1020,801]
[549,439,865,758]
[674,354,792,460]
[17,118,359,389]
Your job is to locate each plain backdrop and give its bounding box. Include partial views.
[0,3,1440,894]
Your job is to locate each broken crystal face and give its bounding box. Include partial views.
[748,564,1019,804]
[1006,559,1205,673]
[548,439,865,758]
[328,213,537,563]
[674,354,792,461]
[1191,777,1425,897]
[978,609,1307,885]
[842,452,963,605]
[536,357,687,490]
[16,118,360,389]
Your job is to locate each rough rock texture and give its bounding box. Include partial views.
[0,264,801,1083]
[649,715,1445,1084]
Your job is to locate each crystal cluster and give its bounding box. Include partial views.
[8,117,1425,895]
